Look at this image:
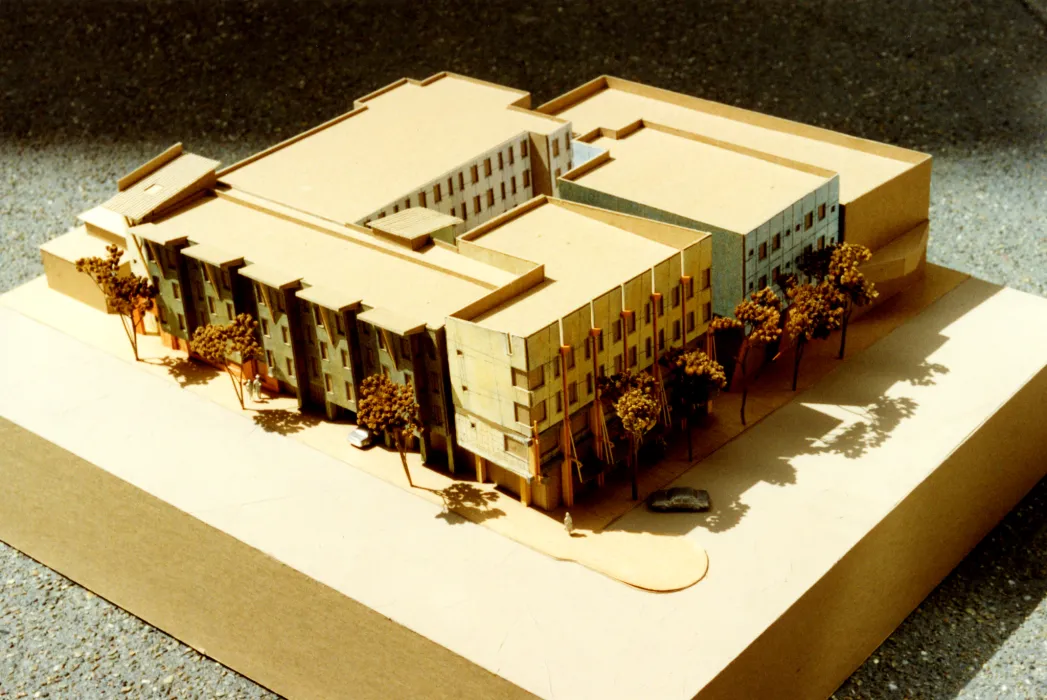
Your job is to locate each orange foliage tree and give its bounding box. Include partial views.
[710,287,782,425]
[76,245,157,361]
[191,314,261,410]
[784,281,845,390]
[357,374,423,488]
[827,243,877,359]
[668,348,727,461]
[615,385,660,501]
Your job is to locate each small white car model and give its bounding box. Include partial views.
[346,427,375,449]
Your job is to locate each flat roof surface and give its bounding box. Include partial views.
[470,201,680,336]
[147,196,495,328]
[39,226,114,263]
[550,81,916,203]
[219,74,565,225]
[579,127,830,233]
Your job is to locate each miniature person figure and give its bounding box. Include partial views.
[564,512,574,535]
[253,375,262,402]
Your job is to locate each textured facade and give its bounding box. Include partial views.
[40,70,926,513]
[560,123,840,316]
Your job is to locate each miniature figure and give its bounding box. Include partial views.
[564,512,574,534]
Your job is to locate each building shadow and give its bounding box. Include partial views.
[144,355,220,388]
[423,481,506,525]
[251,408,322,436]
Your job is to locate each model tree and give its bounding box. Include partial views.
[827,243,877,359]
[190,314,261,410]
[784,281,845,390]
[710,287,782,425]
[76,244,157,362]
[797,244,835,283]
[669,349,727,461]
[615,385,660,500]
[597,368,658,406]
[357,374,423,488]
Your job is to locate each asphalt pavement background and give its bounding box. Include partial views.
[1,1,1046,697]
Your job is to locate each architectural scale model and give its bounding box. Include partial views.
[37,72,931,513]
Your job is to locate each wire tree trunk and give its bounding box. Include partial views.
[629,435,639,501]
[839,305,853,359]
[120,312,140,362]
[224,363,245,410]
[87,278,140,362]
[737,343,751,426]
[395,430,414,487]
[682,413,693,462]
[792,337,807,391]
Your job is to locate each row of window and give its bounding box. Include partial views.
[748,203,835,259]
[363,137,537,225]
[513,370,590,428]
[507,296,711,395]
[365,169,532,225]
[748,236,832,292]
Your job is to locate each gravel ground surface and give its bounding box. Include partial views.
[1,1,1045,697]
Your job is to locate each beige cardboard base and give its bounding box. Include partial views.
[2,271,1046,700]
[0,417,532,700]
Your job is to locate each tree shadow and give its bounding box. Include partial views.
[423,481,506,525]
[895,359,950,387]
[616,279,999,537]
[251,408,322,436]
[785,353,948,461]
[814,396,920,461]
[145,355,220,388]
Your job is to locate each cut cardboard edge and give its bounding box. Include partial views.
[697,361,1047,699]
[0,416,537,700]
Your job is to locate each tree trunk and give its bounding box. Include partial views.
[119,313,139,362]
[738,345,750,426]
[396,431,414,487]
[792,338,806,391]
[630,437,638,500]
[839,307,853,359]
[225,365,245,410]
[683,414,692,462]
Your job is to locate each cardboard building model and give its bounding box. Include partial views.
[37,71,929,513]
[14,71,1047,700]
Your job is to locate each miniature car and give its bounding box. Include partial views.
[647,487,710,513]
[346,427,375,449]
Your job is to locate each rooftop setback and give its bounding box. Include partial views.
[368,207,462,250]
[218,72,568,226]
[541,76,923,204]
[572,122,836,234]
[144,195,502,329]
[464,198,707,337]
[540,76,931,251]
